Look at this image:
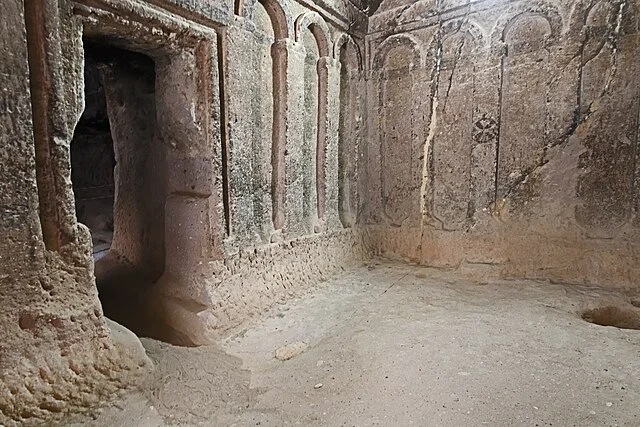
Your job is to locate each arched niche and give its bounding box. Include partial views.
[333,33,363,69]
[428,22,482,230]
[240,0,291,40]
[372,33,423,71]
[580,0,616,116]
[258,0,289,41]
[489,2,563,48]
[295,12,330,57]
[247,0,290,239]
[495,11,554,199]
[375,35,423,226]
[295,12,331,230]
[336,34,361,228]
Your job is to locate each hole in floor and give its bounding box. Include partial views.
[581,306,640,330]
[71,41,166,339]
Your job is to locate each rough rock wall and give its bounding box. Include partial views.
[1,0,366,422]
[364,0,640,287]
[210,0,369,341]
[0,1,152,426]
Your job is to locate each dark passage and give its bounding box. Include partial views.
[71,51,116,259]
[71,42,167,339]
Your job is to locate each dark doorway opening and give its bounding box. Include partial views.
[71,50,116,259]
[71,41,167,337]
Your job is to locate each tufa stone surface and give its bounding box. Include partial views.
[363,0,640,287]
[2,0,640,424]
[2,0,365,423]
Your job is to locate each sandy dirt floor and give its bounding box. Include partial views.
[65,260,640,426]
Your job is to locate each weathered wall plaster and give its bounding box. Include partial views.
[364,0,640,288]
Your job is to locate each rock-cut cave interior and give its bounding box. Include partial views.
[2,0,640,425]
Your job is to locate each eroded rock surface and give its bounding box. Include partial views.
[1,0,366,423]
[364,0,640,287]
[2,0,640,424]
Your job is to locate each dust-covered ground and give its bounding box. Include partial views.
[65,261,640,426]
